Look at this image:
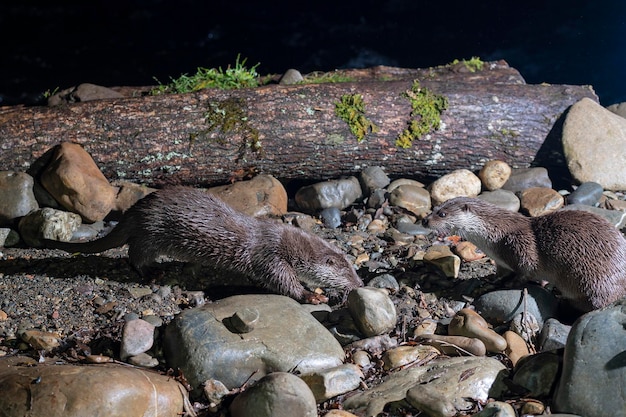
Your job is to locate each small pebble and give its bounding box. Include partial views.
[320,207,342,228]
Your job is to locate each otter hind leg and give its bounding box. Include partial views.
[127,244,160,277]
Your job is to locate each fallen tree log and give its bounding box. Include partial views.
[0,61,597,187]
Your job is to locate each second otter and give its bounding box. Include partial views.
[43,187,363,304]
[423,197,626,312]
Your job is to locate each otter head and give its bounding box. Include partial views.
[296,248,363,300]
[422,197,489,238]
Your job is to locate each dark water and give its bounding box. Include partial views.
[1,0,625,106]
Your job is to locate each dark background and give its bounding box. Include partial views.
[1,0,625,106]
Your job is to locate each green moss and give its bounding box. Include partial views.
[301,71,356,84]
[151,55,259,95]
[203,98,262,160]
[335,94,379,142]
[449,56,484,73]
[395,80,448,148]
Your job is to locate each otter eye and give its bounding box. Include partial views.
[438,211,446,218]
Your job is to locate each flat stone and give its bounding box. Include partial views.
[477,189,520,211]
[562,97,626,190]
[163,294,344,392]
[501,167,552,193]
[519,187,564,216]
[300,364,364,401]
[295,176,363,211]
[343,356,507,417]
[561,203,626,228]
[388,184,431,216]
[0,358,185,417]
[513,352,560,397]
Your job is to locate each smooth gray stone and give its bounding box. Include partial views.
[553,299,626,417]
[477,189,520,212]
[359,166,390,196]
[163,294,344,393]
[501,167,552,193]
[474,286,559,326]
[320,207,342,228]
[561,203,626,228]
[566,181,604,205]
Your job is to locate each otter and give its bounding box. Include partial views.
[42,187,363,304]
[423,197,626,312]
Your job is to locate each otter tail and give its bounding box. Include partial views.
[42,226,130,254]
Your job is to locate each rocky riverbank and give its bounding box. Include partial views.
[2,100,626,416]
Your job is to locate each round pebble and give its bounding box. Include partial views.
[320,207,342,228]
[478,160,511,191]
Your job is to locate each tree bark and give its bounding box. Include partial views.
[0,61,597,187]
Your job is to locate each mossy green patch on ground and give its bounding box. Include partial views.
[335,93,379,142]
[396,80,448,148]
[151,55,259,95]
[449,56,484,73]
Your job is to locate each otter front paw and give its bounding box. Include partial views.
[303,291,329,305]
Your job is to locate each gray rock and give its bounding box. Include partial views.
[537,318,571,352]
[501,167,552,193]
[566,181,604,205]
[359,166,390,196]
[367,274,400,291]
[561,203,626,229]
[229,372,317,417]
[343,356,507,417]
[474,286,559,326]
[0,171,38,226]
[553,299,626,417]
[395,216,431,235]
[163,294,344,391]
[347,287,397,337]
[120,318,155,360]
[563,97,626,190]
[300,364,363,401]
[319,207,342,228]
[366,188,387,209]
[477,189,520,211]
[278,69,304,85]
[0,228,19,247]
[18,208,82,247]
[295,177,363,211]
[512,352,560,397]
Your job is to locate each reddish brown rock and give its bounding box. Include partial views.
[40,142,117,222]
[208,174,288,217]
[0,358,186,417]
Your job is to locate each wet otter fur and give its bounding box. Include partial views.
[43,187,363,303]
[423,197,626,312]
